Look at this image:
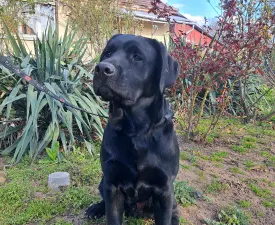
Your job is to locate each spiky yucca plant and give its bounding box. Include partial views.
[0,23,107,163]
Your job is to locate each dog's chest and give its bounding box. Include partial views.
[104,130,172,202]
[121,146,168,203]
[122,163,168,203]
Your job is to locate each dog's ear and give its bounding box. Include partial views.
[165,51,179,89]
[149,39,179,93]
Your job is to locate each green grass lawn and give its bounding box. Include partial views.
[1,117,275,224]
[0,147,157,225]
[0,148,103,225]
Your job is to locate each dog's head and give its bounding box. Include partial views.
[93,34,179,106]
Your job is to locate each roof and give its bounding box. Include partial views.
[119,0,215,38]
[119,0,179,15]
[120,8,195,24]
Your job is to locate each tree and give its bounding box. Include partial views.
[60,0,143,56]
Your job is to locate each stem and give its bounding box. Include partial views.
[195,88,209,130]
[186,91,197,139]
[239,78,249,117]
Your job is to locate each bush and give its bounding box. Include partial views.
[0,23,107,162]
[152,0,275,139]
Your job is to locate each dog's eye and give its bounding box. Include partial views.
[105,52,111,58]
[133,55,142,61]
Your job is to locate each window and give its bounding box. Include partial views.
[19,3,55,38]
[21,24,35,35]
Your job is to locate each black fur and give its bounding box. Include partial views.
[86,34,180,225]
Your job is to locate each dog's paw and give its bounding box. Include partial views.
[85,202,105,219]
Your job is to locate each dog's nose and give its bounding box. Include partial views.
[95,62,116,76]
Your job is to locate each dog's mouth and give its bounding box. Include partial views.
[96,85,135,106]
[96,86,114,101]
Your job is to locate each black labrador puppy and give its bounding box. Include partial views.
[86,34,180,225]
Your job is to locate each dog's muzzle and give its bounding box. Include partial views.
[93,62,118,101]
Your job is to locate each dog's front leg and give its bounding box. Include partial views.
[104,182,124,225]
[152,184,174,225]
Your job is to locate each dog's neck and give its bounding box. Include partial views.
[108,95,171,136]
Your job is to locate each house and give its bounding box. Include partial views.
[1,0,214,59]
[118,0,214,45]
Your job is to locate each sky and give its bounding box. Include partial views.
[161,0,221,25]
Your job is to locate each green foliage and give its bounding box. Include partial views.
[232,145,248,153]
[0,23,107,162]
[179,217,191,225]
[264,156,275,167]
[260,151,272,157]
[206,132,220,143]
[61,0,144,56]
[230,167,245,175]
[211,151,228,162]
[204,207,249,225]
[232,136,256,153]
[238,200,251,208]
[180,151,197,164]
[206,179,229,194]
[46,142,60,162]
[174,181,199,207]
[180,164,191,170]
[201,155,211,160]
[254,86,275,115]
[249,183,271,198]
[242,136,257,142]
[262,200,275,208]
[241,137,256,149]
[249,181,275,208]
[244,160,256,168]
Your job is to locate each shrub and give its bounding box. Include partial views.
[151,0,275,139]
[0,23,107,162]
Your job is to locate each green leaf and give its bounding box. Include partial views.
[0,94,26,106]
[21,55,30,68]
[0,125,25,139]
[15,33,28,57]
[3,21,21,57]
[34,123,55,160]
[1,139,20,155]
[84,140,94,155]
